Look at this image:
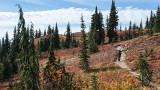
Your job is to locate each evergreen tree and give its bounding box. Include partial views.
[107,0,119,43]
[61,39,65,49]
[153,6,160,33]
[148,11,154,36]
[44,29,46,36]
[13,26,17,39]
[28,23,40,89]
[47,25,52,35]
[35,30,38,38]
[129,21,132,39]
[139,19,143,36]
[79,15,90,71]
[1,38,5,61]
[133,23,137,38]
[91,6,99,34]
[17,5,40,89]
[106,15,109,30]
[134,49,153,87]
[90,7,105,45]
[38,29,41,38]
[5,32,10,55]
[54,23,60,49]
[120,23,122,32]
[145,17,149,29]
[0,40,1,52]
[48,34,56,64]
[51,26,54,34]
[65,22,71,49]
[98,11,105,45]
[88,27,98,54]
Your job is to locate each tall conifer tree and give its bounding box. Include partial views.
[79,15,90,71]
[65,22,71,49]
[148,11,154,36]
[54,23,60,49]
[154,6,160,33]
[17,5,40,89]
[107,0,119,43]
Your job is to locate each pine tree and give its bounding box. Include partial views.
[52,26,54,34]
[65,22,71,49]
[79,15,90,71]
[88,27,98,54]
[44,29,46,36]
[129,21,132,39]
[28,23,40,89]
[5,32,10,55]
[139,19,143,36]
[35,30,38,38]
[90,7,105,45]
[134,49,153,87]
[145,17,149,29]
[61,39,65,49]
[54,23,60,49]
[48,34,56,64]
[17,5,40,89]
[133,23,137,38]
[148,10,154,36]
[106,15,109,30]
[153,6,160,33]
[107,0,119,43]
[38,29,41,38]
[0,38,5,62]
[47,25,52,35]
[98,11,105,45]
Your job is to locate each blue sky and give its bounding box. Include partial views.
[0,0,159,39]
[0,0,159,12]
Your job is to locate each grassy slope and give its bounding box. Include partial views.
[1,32,160,89]
[117,33,160,84]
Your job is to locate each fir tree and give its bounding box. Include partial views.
[61,39,65,49]
[90,7,105,45]
[128,21,132,39]
[38,29,41,38]
[145,17,149,29]
[79,15,90,71]
[52,26,54,34]
[106,15,109,30]
[153,6,160,33]
[98,11,105,45]
[88,27,98,54]
[47,25,52,35]
[120,23,122,32]
[35,30,38,38]
[54,23,60,49]
[148,11,154,36]
[5,32,10,55]
[133,23,137,38]
[134,49,153,87]
[17,5,40,89]
[65,22,71,49]
[28,23,40,89]
[44,29,46,36]
[107,0,119,43]
[139,19,143,36]
[48,34,56,64]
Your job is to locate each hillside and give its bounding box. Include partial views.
[116,33,160,84]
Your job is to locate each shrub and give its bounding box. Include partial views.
[156,39,160,43]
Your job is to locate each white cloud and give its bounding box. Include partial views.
[0,7,156,39]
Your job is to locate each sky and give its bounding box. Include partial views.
[0,0,160,39]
